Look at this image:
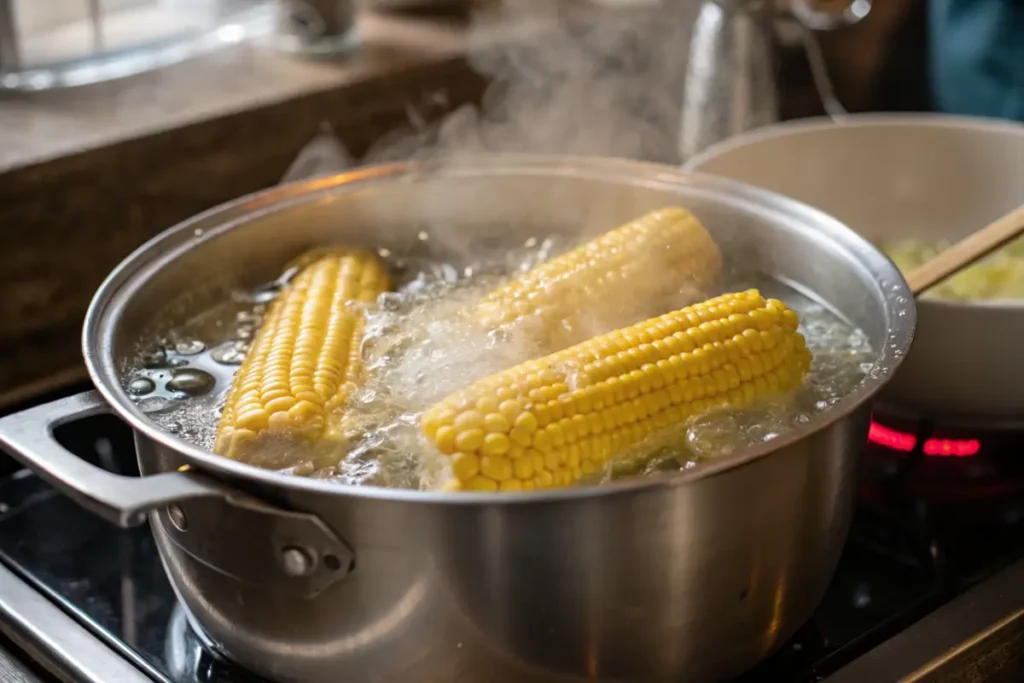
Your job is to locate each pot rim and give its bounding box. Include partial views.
[683,112,1024,312]
[83,153,915,505]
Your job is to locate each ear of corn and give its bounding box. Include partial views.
[473,207,721,353]
[422,290,812,492]
[214,249,391,469]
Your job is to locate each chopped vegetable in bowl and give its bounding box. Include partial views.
[882,237,1024,301]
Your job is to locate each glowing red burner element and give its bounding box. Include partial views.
[868,421,916,452]
[867,420,981,457]
[923,437,981,457]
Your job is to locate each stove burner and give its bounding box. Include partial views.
[866,411,1024,498]
[0,404,1021,683]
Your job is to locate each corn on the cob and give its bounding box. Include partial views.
[422,289,812,492]
[214,249,391,468]
[474,207,721,352]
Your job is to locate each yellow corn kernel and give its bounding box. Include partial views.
[214,249,391,468]
[473,207,721,352]
[424,290,812,492]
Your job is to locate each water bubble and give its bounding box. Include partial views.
[211,341,247,365]
[379,292,406,312]
[175,339,206,356]
[236,311,260,326]
[487,328,511,346]
[536,237,559,261]
[402,278,427,295]
[140,349,166,368]
[168,357,189,368]
[440,264,460,284]
[167,369,216,397]
[686,414,739,459]
[127,377,155,396]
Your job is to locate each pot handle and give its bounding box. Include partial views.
[0,391,228,528]
[0,390,355,594]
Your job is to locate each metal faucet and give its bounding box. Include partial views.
[679,0,872,160]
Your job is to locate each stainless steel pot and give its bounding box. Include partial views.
[683,114,1024,422]
[0,156,914,683]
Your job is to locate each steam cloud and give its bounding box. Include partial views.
[363,0,699,165]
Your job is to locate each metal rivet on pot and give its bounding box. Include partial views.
[281,547,315,577]
[167,504,188,531]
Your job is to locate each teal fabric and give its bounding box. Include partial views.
[929,0,1024,119]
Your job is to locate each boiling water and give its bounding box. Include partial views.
[125,236,875,491]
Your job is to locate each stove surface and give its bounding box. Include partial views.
[0,408,1022,683]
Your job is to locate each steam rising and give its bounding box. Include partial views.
[364,0,697,164]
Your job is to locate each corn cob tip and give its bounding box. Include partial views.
[424,289,812,493]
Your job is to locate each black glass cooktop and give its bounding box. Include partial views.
[0,407,1022,683]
